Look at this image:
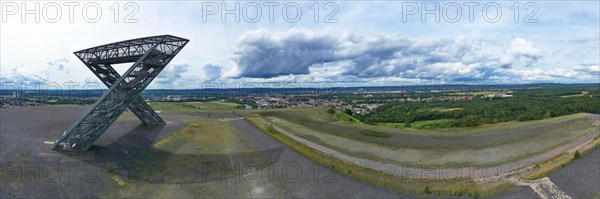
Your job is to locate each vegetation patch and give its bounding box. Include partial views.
[430,107,463,112]
[154,119,239,154]
[360,129,391,137]
[181,101,241,109]
[357,94,600,128]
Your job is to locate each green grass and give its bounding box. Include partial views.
[182,101,241,109]
[332,110,363,124]
[374,122,406,129]
[471,91,502,96]
[148,102,240,113]
[376,119,461,130]
[411,118,459,129]
[360,129,391,137]
[429,107,464,112]
[154,119,238,154]
[148,102,192,111]
[560,94,587,98]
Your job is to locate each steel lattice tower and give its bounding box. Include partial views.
[53,35,189,151]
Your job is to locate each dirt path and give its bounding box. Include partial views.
[255,117,598,180]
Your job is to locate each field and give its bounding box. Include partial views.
[181,101,241,109]
[242,107,599,171]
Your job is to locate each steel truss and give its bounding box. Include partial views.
[53,35,189,151]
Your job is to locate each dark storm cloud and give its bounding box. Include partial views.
[231,29,492,81]
[233,29,339,78]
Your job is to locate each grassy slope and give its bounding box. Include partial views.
[243,108,599,196]
[154,119,240,153]
[246,107,598,167]
[246,117,513,197]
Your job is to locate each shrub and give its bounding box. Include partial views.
[326,107,336,114]
[463,115,478,127]
[574,150,581,160]
[423,186,432,194]
[344,108,353,115]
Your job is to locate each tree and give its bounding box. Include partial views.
[326,107,335,114]
[463,115,478,127]
[344,108,353,115]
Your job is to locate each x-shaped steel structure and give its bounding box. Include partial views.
[53,35,189,151]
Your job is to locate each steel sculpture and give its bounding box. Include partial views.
[53,35,189,151]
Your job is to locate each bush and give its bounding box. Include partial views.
[344,108,353,115]
[574,150,581,160]
[463,115,478,127]
[423,186,432,194]
[326,107,336,114]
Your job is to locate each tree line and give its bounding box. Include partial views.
[356,91,600,128]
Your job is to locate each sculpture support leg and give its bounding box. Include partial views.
[54,50,175,151]
[87,63,165,125]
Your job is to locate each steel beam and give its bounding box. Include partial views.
[84,63,165,126]
[52,35,189,151]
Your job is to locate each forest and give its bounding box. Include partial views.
[356,86,600,128]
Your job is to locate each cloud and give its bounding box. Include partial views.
[232,29,339,78]
[574,63,600,76]
[155,64,189,84]
[47,58,69,72]
[499,38,543,68]
[231,29,493,82]
[0,66,48,85]
[202,62,223,81]
[229,30,597,84]
[337,35,480,79]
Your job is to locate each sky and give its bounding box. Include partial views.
[1,1,599,89]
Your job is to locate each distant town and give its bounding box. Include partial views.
[1,83,594,115]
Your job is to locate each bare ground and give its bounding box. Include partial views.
[0,105,405,198]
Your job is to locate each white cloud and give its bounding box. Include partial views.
[500,38,543,68]
[1,1,598,87]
